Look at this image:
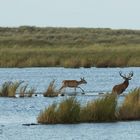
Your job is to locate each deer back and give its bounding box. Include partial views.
[62,80,79,87]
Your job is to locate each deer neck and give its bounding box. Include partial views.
[123,80,129,88]
[77,80,83,85]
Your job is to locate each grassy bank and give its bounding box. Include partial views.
[0,44,140,68]
[37,88,140,124]
[0,26,140,67]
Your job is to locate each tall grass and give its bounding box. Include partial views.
[80,94,117,122]
[0,27,140,67]
[1,44,140,68]
[57,97,80,123]
[37,97,80,124]
[0,81,23,97]
[37,103,58,124]
[43,80,59,97]
[19,84,35,97]
[37,94,117,124]
[119,88,140,120]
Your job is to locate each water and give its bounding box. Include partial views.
[0,67,140,140]
[0,67,139,94]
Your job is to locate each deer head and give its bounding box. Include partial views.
[119,71,133,81]
[80,77,87,84]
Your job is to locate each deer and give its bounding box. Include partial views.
[112,71,133,95]
[59,78,87,95]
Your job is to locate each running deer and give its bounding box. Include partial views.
[112,71,133,95]
[59,78,87,94]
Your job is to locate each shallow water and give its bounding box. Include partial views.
[0,67,139,94]
[0,67,140,140]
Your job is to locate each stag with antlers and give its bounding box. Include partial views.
[112,71,133,95]
[59,78,87,95]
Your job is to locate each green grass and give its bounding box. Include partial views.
[0,26,140,67]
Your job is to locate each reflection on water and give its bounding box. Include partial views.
[0,67,140,140]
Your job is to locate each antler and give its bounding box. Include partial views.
[128,71,133,78]
[119,71,127,79]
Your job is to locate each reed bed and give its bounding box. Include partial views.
[38,88,140,124]
[80,94,117,122]
[0,81,35,97]
[0,81,23,97]
[19,84,36,97]
[37,94,117,124]
[43,80,59,97]
[37,97,80,124]
[119,88,140,120]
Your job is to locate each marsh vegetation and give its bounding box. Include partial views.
[0,26,140,67]
[0,81,35,97]
[37,88,140,124]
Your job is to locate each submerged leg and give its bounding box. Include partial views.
[73,87,77,95]
[77,87,85,94]
[59,86,65,96]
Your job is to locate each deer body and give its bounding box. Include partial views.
[112,71,133,95]
[112,80,129,95]
[59,78,87,94]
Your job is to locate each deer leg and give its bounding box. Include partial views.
[59,86,65,96]
[74,87,76,94]
[59,86,64,91]
[77,87,85,94]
